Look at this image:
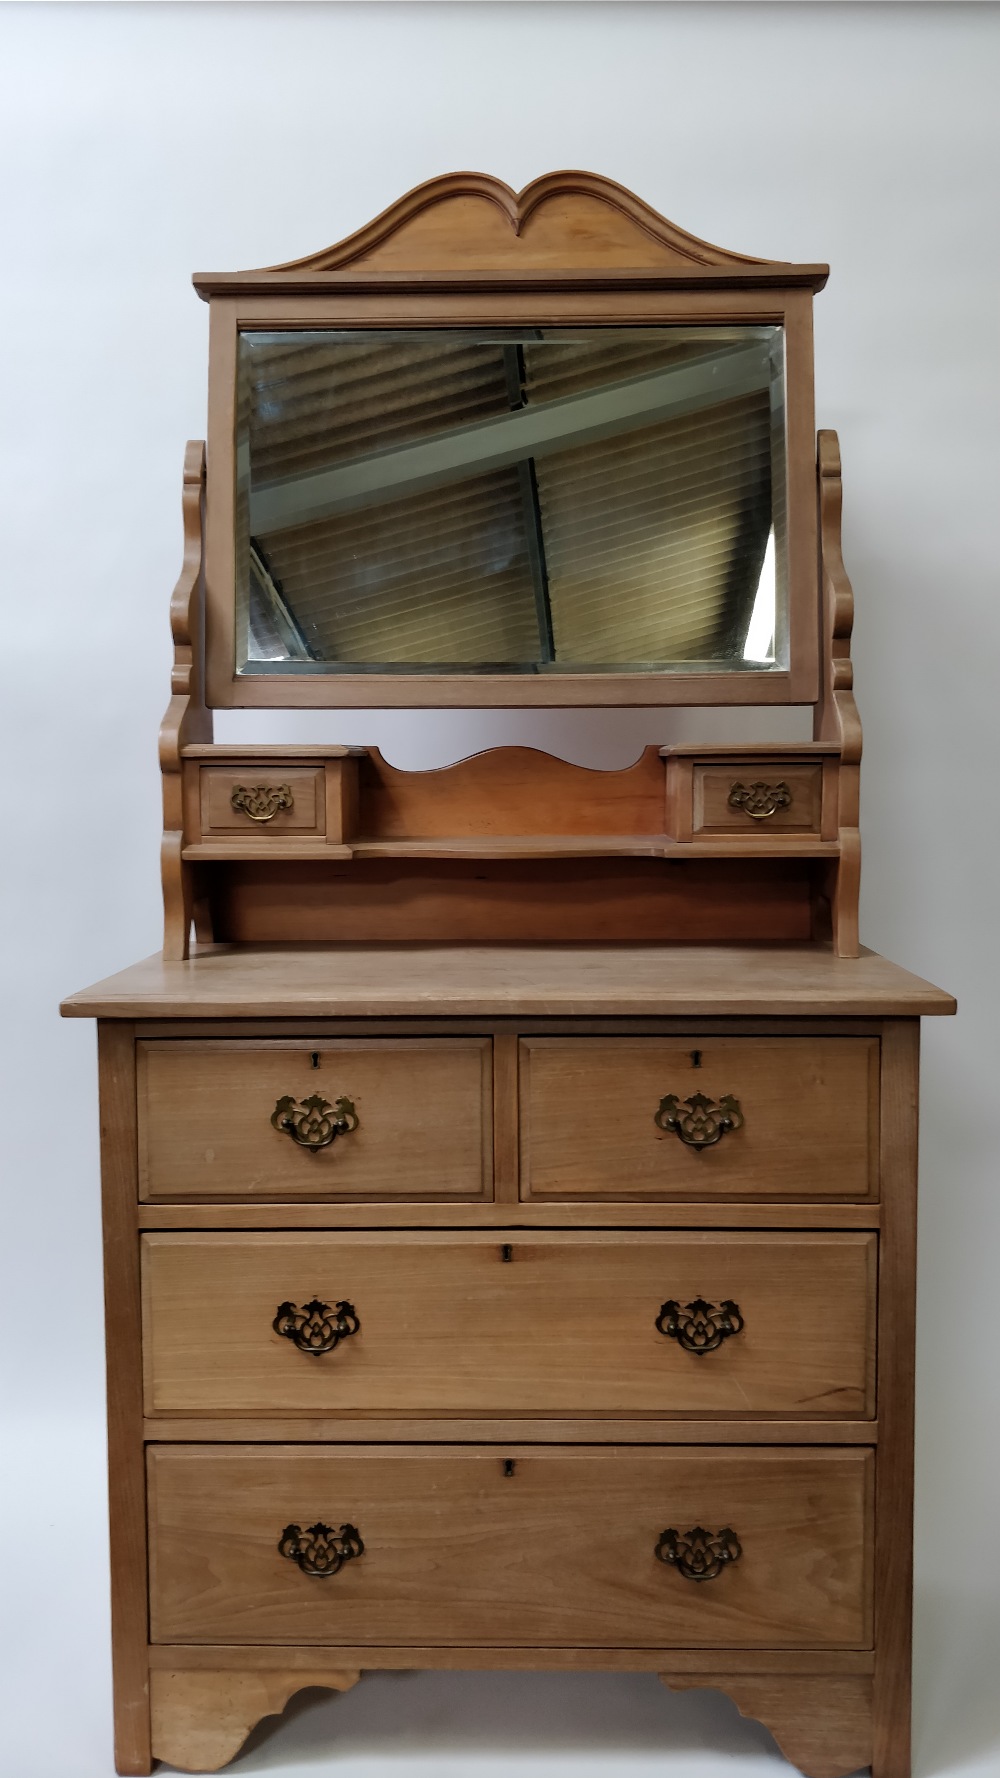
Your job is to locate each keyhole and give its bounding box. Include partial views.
[500,1244,513,1263]
[691,1050,702,1069]
[310,1052,320,1069]
[503,1459,516,1478]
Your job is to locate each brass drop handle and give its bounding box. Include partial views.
[728,779,792,821]
[278,1521,364,1578]
[271,1093,359,1150]
[656,1296,744,1354]
[655,1092,744,1148]
[273,1298,360,1355]
[231,782,294,823]
[655,1526,742,1582]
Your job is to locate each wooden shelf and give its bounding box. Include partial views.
[182,835,841,864]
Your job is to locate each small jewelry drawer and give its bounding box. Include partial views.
[147,1444,874,1649]
[198,766,325,836]
[519,1036,879,1201]
[693,761,826,835]
[141,1229,876,1419]
[136,1039,493,1201]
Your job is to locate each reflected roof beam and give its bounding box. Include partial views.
[249,342,770,536]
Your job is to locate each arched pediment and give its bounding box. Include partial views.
[194,171,827,291]
[263,170,774,273]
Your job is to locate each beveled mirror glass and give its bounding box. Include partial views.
[235,326,787,678]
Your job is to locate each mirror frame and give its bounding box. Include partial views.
[194,172,828,708]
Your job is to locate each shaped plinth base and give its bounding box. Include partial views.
[661,1673,874,1778]
[150,1667,361,1772]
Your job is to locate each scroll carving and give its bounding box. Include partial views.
[150,1668,361,1773]
[159,440,211,962]
[815,429,862,958]
[660,1673,873,1778]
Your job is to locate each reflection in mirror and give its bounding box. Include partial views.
[236,328,787,676]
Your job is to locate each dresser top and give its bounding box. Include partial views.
[61,944,955,1020]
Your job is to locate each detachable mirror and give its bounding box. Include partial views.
[236,326,787,679]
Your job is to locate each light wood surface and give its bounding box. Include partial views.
[137,1038,493,1201]
[141,1230,876,1418]
[200,768,324,835]
[663,1674,872,1778]
[519,1036,879,1200]
[61,943,956,1019]
[142,1418,878,1446]
[159,442,210,962]
[148,1645,874,1675]
[150,1667,359,1773]
[873,1020,920,1778]
[693,763,824,835]
[98,1023,152,1776]
[147,1445,872,1650]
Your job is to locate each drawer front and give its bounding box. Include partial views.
[520,1037,878,1200]
[137,1040,493,1201]
[693,762,825,836]
[142,1231,876,1418]
[200,767,325,835]
[148,1445,873,1648]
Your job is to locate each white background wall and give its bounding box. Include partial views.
[2,5,998,1775]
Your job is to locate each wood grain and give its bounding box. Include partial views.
[141,1230,876,1418]
[98,1022,151,1775]
[692,763,824,835]
[872,1020,920,1778]
[815,430,862,958]
[197,171,821,281]
[207,858,816,946]
[147,1446,873,1650]
[61,944,956,1022]
[149,1645,874,1675]
[663,1674,872,1778]
[150,1667,360,1773]
[159,442,210,961]
[519,1035,879,1200]
[136,1037,493,1201]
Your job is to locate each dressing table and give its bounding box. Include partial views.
[62,172,955,1778]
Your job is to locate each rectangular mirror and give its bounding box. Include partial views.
[235,326,787,678]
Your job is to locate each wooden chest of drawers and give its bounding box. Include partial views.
[63,943,954,1778]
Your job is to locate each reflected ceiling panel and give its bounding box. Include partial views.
[236,328,786,676]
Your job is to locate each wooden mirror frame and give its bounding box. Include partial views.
[195,172,828,710]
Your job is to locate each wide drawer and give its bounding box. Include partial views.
[137,1040,493,1201]
[142,1231,876,1418]
[147,1445,873,1648]
[519,1037,879,1200]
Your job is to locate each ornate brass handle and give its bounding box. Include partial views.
[273,1297,360,1355]
[656,1296,744,1354]
[278,1521,364,1578]
[728,779,792,821]
[271,1093,359,1150]
[231,782,294,823]
[655,1092,744,1148]
[655,1526,742,1582]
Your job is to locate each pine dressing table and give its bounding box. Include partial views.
[62,173,955,1778]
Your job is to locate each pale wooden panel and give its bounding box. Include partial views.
[693,763,823,835]
[150,1646,876,1675]
[137,1039,492,1201]
[358,746,666,839]
[147,1446,873,1649]
[61,944,957,1021]
[200,768,324,835]
[151,1668,359,1774]
[520,1037,879,1200]
[664,1674,873,1778]
[142,1230,875,1418]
